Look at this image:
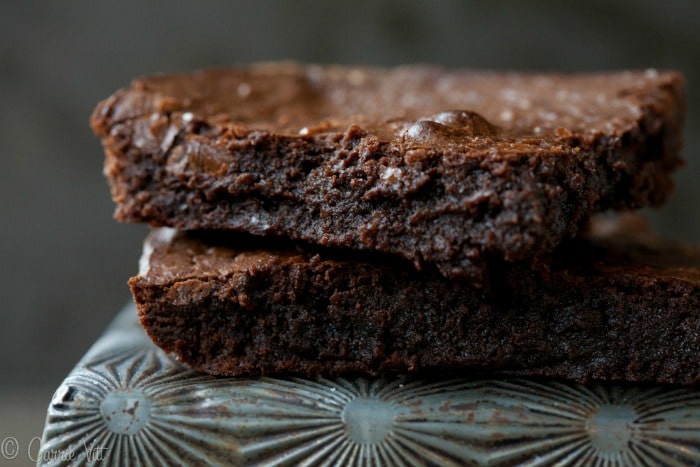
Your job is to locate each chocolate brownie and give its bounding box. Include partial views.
[129,215,700,385]
[94,64,685,280]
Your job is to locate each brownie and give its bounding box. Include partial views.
[94,64,685,280]
[129,215,700,385]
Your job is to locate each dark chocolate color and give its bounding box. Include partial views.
[130,216,700,385]
[94,64,685,280]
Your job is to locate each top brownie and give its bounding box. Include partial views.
[92,63,685,280]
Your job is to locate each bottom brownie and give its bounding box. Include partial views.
[129,216,700,385]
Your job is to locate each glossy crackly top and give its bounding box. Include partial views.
[101,63,683,144]
[585,215,700,284]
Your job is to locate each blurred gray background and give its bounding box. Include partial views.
[1,1,699,463]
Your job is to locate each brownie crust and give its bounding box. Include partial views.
[95,64,686,280]
[129,217,700,386]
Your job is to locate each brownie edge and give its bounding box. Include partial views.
[129,217,700,385]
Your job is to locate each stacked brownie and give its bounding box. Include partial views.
[91,63,699,385]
